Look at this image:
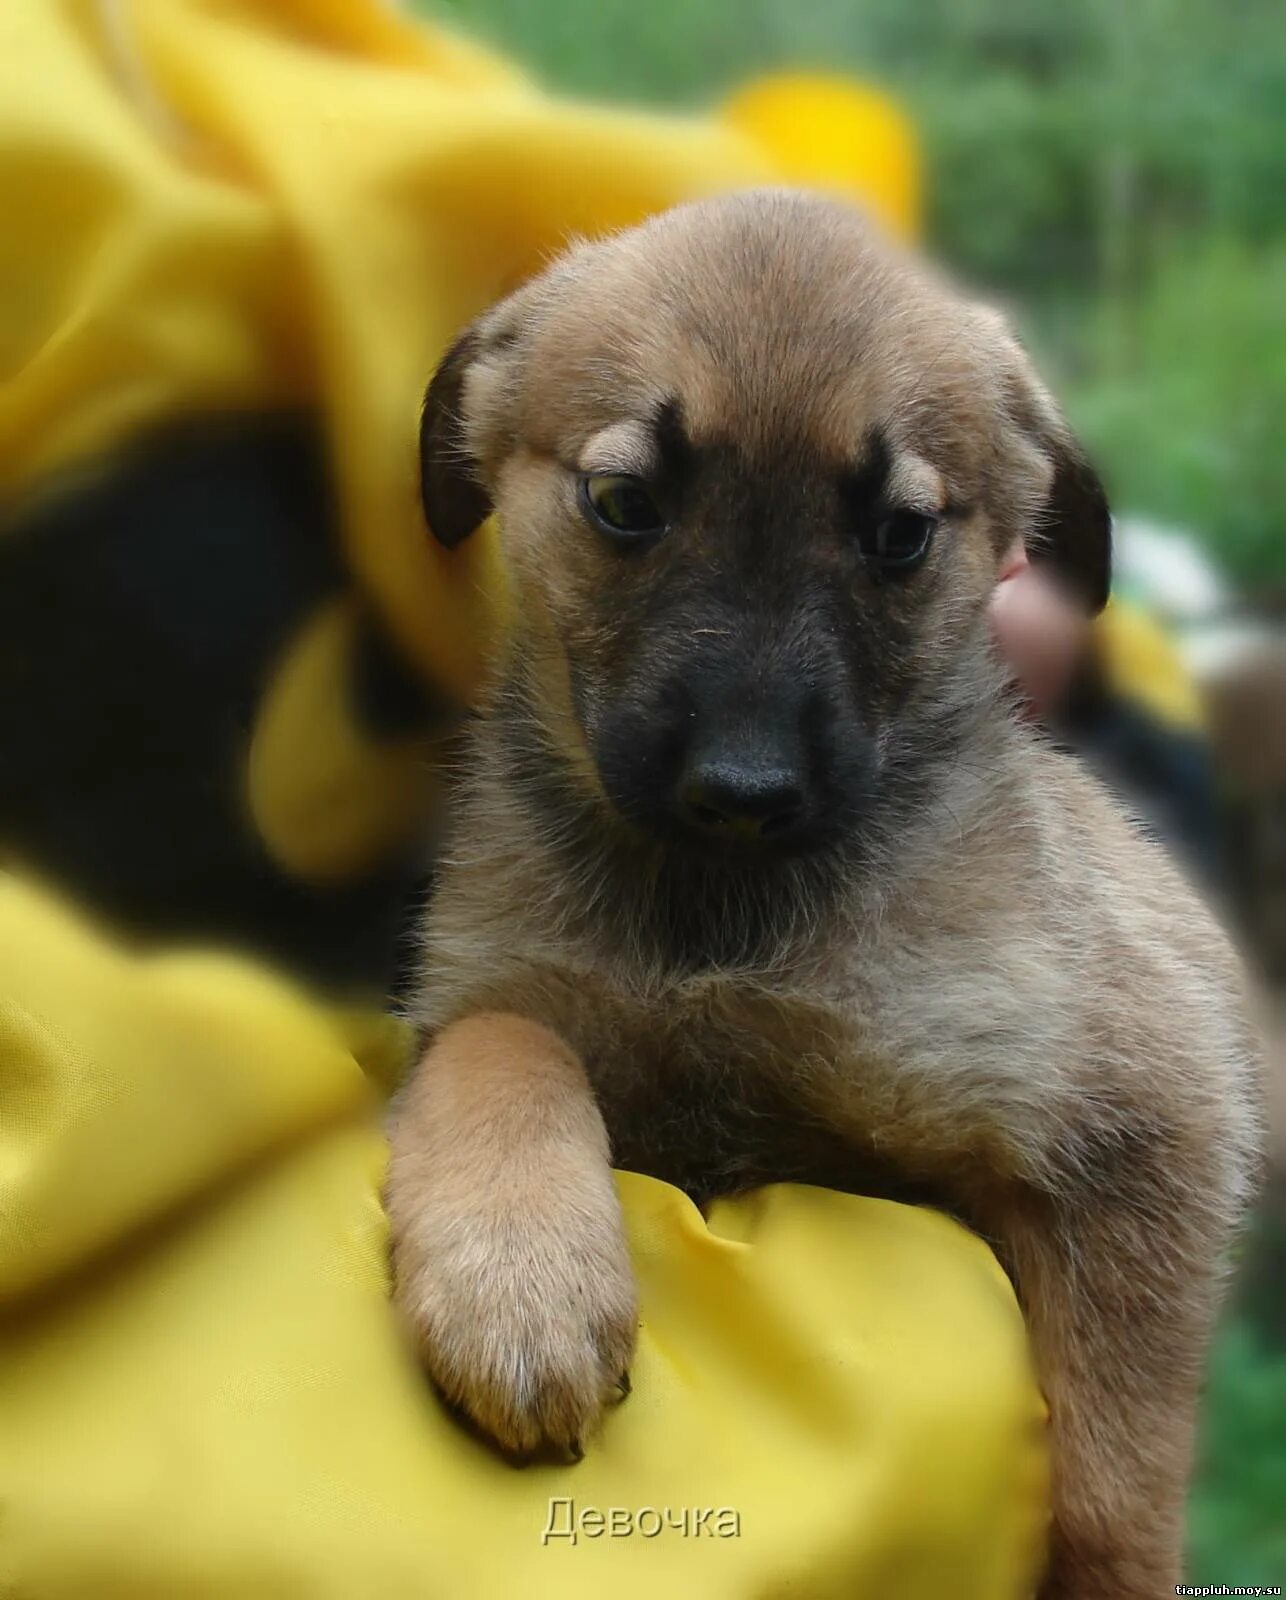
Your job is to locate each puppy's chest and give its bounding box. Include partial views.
[567,981,938,1207]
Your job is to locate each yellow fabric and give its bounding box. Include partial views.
[0,0,918,703]
[0,872,1049,1598]
[245,596,445,883]
[0,0,918,884]
[722,74,920,242]
[1095,597,1207,735]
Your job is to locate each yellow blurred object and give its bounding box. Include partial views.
[1096,597,1206,734]
[722,74,921,242]
[246,596,444,882]
[0,871,1048,1597]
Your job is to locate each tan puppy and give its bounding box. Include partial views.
[386,191,1261,1597]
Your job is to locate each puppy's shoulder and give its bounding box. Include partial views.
[1025,738,1235,970]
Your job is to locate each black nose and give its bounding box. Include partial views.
[678,754,808,843]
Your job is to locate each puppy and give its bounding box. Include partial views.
[386,190,1261,1597]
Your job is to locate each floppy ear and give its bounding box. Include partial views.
[419,327,493,549]
[989,323,1111,614]
[1028,424,1112,615]
[419,246,603,549]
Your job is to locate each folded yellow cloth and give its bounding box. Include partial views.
[0,872,1048,1598]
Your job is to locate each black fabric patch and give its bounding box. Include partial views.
[0,411,432,995]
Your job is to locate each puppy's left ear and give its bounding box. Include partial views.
[983,311,1113,615]
[419,327,493,550]
[1027,417,1112,615]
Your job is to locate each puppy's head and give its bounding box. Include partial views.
[421,191,1108,875]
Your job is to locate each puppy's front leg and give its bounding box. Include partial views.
[385,1013,637,1456]
[992,1179,1229,1599]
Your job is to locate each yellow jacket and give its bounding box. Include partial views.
[0,872,1047,1599]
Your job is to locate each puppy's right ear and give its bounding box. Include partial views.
[419,327,493,549]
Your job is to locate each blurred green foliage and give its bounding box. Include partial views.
[1189,1301,1286,1580]
[429,0,1286,592]
[423,0,1286,1579]
[1072,241,1286,591]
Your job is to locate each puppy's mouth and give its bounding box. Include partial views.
[509,685,878,969]
[597,774,828,857]
[567,668,879,862]
[582,744,870,972]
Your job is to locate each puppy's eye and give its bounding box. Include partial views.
[579,474,667,542]
[860,510,937,576]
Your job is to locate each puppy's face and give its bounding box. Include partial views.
[421,191,1109,866]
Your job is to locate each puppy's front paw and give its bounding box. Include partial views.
[391,1190,637,1457]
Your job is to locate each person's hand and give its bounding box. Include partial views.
[989,541,1092,718]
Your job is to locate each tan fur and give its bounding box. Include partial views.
[386,1013,634,1455]
[387,191,1262,1595]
